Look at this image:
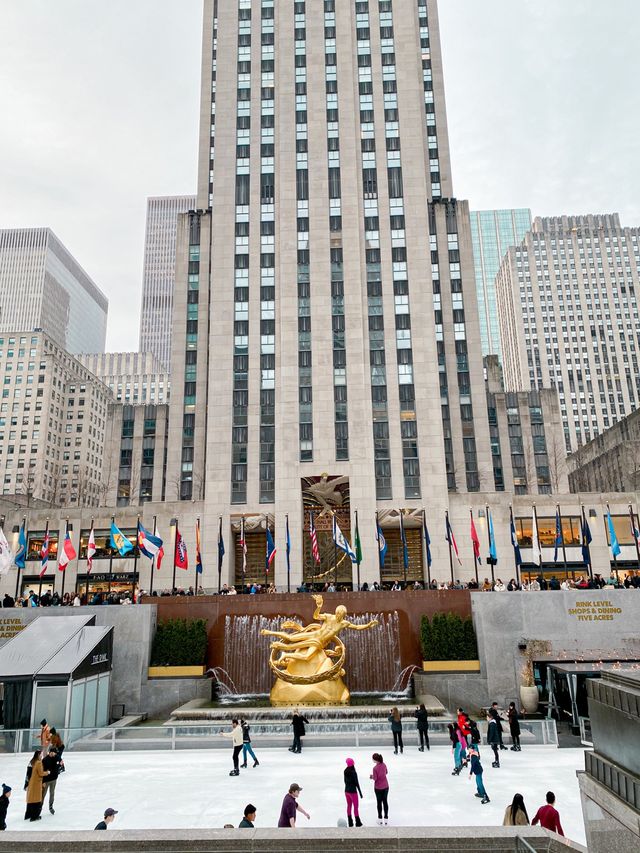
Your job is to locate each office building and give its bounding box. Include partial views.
[0,228,108,354]
[470,208,531,361]
[497,214,640,452]
[568,407,640,493]
[139,195,196,370]
[78,351,170,405]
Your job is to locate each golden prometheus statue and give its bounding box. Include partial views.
[261,594,378,706]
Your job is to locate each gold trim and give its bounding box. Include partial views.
[148,666,205,678]
[422,660,481,672]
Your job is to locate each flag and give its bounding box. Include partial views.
[266,525,276,572]
[110,522,134,556]
[376,521,387,567]
[553,508,562,562]
[488,509,498,564]
[310,512,320,564]
[57,530,76,571]
[354,515,362,565]
[581,516,592,565]
[399,513,409,570]
[286,516,291,560]
[423,513,432,568]
[470,515,481,565]
[510,514,522,568]
[175,529,188,570]
[138,522,164,566]
[629,511,640,550]
[0,527,12,576]
[195,520,203,575]
[217,519,225,570]
[606,510,621,557]
[531,510,542,566]
[333,515,356,562]
[446,514,462,565]
[239,517,247,575]
[87,525,97,573]
[15,524,26,570]
[39,532,50,578]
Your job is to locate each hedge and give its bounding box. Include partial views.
[150,618,208,666]
[420,612,478,661]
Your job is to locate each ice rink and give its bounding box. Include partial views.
[1,745,586,844]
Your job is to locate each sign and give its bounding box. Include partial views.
[0,616,24,640]
[568,600,623,622]
[91,652,108,666]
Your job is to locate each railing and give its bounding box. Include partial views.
[578,716,593,747]
[515,838,539,853]
[0,717,558,753]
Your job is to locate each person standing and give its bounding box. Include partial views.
[39,719,51,751]
[468,746,490,804]
[486,714,501,768]
[219,719,244,776]
[532,791,564,836]
[387,707,403,754]
[507,702,521,751]
[370,753,389,825]
[94,807,118,830]
[343,757,363,827]
[451,723,468,775]
[413,703,430,751]
[42,746,62,814]
[24,750,48,821]
[0,785,11,830]
[503,793,529,826]
[239,803,256,828]
[277,783,310,827]
[289,709,309,754]
[240,719,259,768]
[489,702,507,750]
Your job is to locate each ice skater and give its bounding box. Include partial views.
[507,702,521,751]
[370,753,389,825]
[413,703,430,751]
[0,785,11,831]
[278,783,310,828]
[289,709,309,754]
[450,722,468,775]
[489,702,507,750]
[468,745,490,804]
[42,745,62,814]
[240,719,259,768]
[486,713,501,767]
[387,707,403,754]
[343,757,363,827]
[219,719,244,776]
[24,750,48,822]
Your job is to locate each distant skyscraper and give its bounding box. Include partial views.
[78,351,170,405]
[0,228,108,353]
[139,195,196,370]
[470,208,531,361]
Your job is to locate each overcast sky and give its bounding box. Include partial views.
[1,1,639,351]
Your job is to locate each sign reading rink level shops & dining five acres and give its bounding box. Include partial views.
[567,600,623,622]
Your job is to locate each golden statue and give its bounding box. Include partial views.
[261,594,378,706]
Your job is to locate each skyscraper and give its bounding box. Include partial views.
[139,195,196,370]
[0,228,108,354]
[497,214,640,452]
[470,208,531,361]
[166,0,493,585]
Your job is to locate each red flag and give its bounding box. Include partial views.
[309,512,320,564]
[470,516,481,564]
[58,531,77,571]
[175,529,188,570]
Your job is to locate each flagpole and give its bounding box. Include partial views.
[333,512,338,588]
[60,518,68,600]
[509,506,520,587]
[581,505,593,580]
[39,517,49,600]
[606,503,619,582]
[399,510,407,587]
[629,503,640,572]
[470,508,480,585]
[132,514,140,601]
[355,510,361,591]
[264,516,268,589]
[172,518,179,593]
[217,516,223,593]
[195,517,200,594]
[445,510,454,586]
[484,504,494,586]
[107,515,115,596]
[15,515,26,600]
[149,515,157,596]
[85,518,93,603]
[422,509,431,587]
[375,511,382,584]
[532,504,540,584]
[557,502,569,580]
[285,513,291,593]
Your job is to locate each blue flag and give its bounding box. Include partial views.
[607,510,621,557]
[333,516,356,562]
[510,516,522,567]
[581,517,592,565]
[553,508,562,562]
[110,522,134,556]
[399,514,409,570]
[217,522,225,567]
[488,510,498,564]
[376,522,387,567]
[15,524,27,570]
[286,518,291,558]
[137,522,164,561]
[423,514,432,568]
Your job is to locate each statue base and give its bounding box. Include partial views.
[270,676,350,706]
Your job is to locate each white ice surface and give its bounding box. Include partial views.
[1,745,586,844]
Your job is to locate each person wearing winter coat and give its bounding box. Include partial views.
[413,704,430,751]
[24,750,49,821]
[42,746,62,814]
[219,719,244,776]
[289,709,309,754]
[468,746,490,804]
[240,719,259,768]
[370,753,389,825]
[343,757,363,827]
[486,714,501,767]
[387,707,403,754]
[0,785,11,830]
[503,793,529,826]
[507,702,521,751]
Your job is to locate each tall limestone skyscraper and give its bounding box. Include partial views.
[167,0,492,586]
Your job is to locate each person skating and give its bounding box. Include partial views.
[387,707,403,754]
[0,785,11,830]
[240,719,259,768]
[486,713,501,767]
[277,783,310,827]
[24,750,48,821]
[289,709,309,754]
[94,807,118,830]
[450,722,468,775]
[457,708,472,746]
[507,702,521,751]
[343,757,363,827]
[468,745,490,804]
[219,719,244,776]
[39,719,51,751]
[370,753,389,825]
[489,702,507,750]
[503,793,529,826]
[532,791,564,836]
[42,745,62,814]
[239,803,256,828]
[413,703,430,751]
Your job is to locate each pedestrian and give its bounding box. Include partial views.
[532,791,564,836]
[39,719,51,751]
[289,708,309,754]
[489,702,507,750]
[468,745,490,804]
[42,746,62,814]
[507,702,521,751]
[278,783,310,827]
[457,708,472,746]
[24,750,48,822]
[0,785,11,830]
[219,719,244,776]
[239,803,257,828]
[413,703,430,751]
[387,707,403,754]
[2,594,14,609]
[486,713,501,767]
[240,719,259,768]
[343,757,363,827]
[94,807,118,830]
[370,753,389,825]
[503,793,529,826]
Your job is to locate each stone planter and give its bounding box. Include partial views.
[422,660,481,672]
[148,665,206,678]
[519,684,539,714]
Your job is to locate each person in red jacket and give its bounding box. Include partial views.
[532,791,564,836]
[456,708,471,745]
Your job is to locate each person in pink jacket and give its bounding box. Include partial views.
[369,753,389,825]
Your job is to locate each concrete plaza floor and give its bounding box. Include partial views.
[1,744,586,845]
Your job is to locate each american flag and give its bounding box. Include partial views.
[310,512,320,564]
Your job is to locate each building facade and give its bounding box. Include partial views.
[568,407,640,493]
[497,214,640,453]
[470,208,531,362]
[0,228,108,354]
[139,195,196,371]
[77,351,170,405]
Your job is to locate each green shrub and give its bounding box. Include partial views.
[150,618,208,666]
[420,612,478,661]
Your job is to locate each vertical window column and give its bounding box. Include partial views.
[180,215,201,500]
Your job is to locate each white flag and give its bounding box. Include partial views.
[333,516,356,562]
[531,511,542,567]
[0,528,13,575]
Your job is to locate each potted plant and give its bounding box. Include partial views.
[421,612,481,672]
[148,618,208,677]
[517,639,550,713]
